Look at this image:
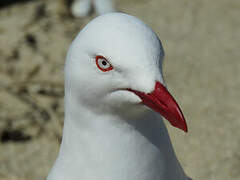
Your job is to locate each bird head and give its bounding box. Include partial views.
[65,13,187,132]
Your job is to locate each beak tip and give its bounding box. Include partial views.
[179,116,188,133]
[180,121,188,133]
[182,124,188,133]
[171,118,188,133]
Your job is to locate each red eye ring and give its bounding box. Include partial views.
[96,55,113,72]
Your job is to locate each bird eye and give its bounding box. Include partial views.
[96,56,113,72]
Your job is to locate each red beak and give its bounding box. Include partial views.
[128,81,188,132]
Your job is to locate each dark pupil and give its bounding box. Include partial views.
[102,60,107,66]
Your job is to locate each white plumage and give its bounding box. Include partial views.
[47,13,190,180]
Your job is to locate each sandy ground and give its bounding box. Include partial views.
[0,0,239,179]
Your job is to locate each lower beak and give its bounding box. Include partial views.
[128,81,188,132]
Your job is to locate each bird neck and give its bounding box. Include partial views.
[60,102,152,157]
[51,98,186,180]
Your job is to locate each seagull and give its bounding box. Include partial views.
[71,0,115,18]
[47,13,191,180]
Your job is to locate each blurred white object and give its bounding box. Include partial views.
[71,0,115,17]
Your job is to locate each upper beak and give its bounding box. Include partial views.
[128,81,188,132]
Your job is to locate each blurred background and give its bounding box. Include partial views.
[0,0,239,179]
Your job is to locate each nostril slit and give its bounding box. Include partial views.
[158,99,168,108]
